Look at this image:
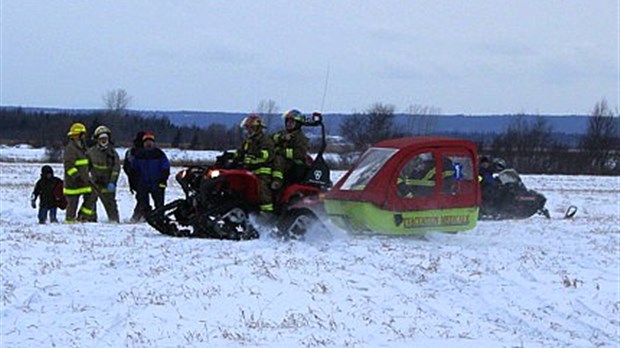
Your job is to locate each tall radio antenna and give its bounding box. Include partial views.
[320,64,330,112]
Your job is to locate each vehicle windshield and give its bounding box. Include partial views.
[341,147,398,191]
[496,169,521,185]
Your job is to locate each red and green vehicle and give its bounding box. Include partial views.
[320,137,480,235]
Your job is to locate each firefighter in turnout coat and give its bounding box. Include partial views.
[63,122,95,222]
[86,125,121,222]
[271,109,310,190]
[235,114,275,213]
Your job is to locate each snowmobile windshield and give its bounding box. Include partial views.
[341,147,398,191]
[496,169,521,185]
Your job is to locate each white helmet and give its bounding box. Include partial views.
[93,125,112,139]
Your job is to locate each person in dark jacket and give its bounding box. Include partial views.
[271,109,310,190]
[234,114,275,213]
[123,131,145,222]
[31,165,63,224]
[478,156,497,187]
[63,122,96,222]
[131,131,171,218]
[87,125,121,223]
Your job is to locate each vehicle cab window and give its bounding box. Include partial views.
[397,152,435,198]
[440,153,475,195]
[341,148,397,191]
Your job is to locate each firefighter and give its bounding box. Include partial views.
[86,125,121,222]
[397,153,456,197]
[271,109,310,190]
[63,122,95,222]
[235,114,275,213]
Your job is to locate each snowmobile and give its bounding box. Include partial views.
[478,168,576,220]
[478,169,549,220]
[145,113,331,240]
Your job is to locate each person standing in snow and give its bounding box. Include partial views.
[86,125,121,223]
[131,131,171,217]
[123,131,146,222]
[31,165,64,224]
[63,122,96,223]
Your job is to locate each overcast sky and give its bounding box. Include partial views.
[1,1,618,115]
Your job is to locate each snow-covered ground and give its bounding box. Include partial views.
[0,145,222,164]
[1,161,619,347]
[0,145,342,166]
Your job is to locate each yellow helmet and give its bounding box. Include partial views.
[93,125,112,139]
[67,122,87,137]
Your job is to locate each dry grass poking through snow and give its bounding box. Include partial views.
[1,163,619,347]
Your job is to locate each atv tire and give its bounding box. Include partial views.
[276,209,319,240]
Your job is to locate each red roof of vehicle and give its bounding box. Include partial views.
[374,136,476,151]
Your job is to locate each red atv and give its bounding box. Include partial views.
[146,114,331,240]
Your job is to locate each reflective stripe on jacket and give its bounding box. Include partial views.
[235,131,274,177]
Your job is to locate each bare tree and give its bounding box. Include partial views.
[103,89,132,115]
[580,98,619,173]
[490,114,558,173]
[404,104,441,135]
[255,99,279,133]
[340,102,397,151]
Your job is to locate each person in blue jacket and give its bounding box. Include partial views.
[131,131,170,219]
[478,156,496,187]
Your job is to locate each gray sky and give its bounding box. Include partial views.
[1,0,618,114]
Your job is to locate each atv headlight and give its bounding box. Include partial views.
[208,169,220,178]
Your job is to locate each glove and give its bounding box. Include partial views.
[243,155,256,165]
[31,199,36,209]
[106,183,116,192]
[270,180,282,190]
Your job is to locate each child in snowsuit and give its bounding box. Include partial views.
[31,165,64,224]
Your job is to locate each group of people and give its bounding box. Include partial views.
[31,123,171,224]
[31,108,311,224]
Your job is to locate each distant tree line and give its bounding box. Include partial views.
[0,107,244,151]
[338,100,619,175]
[1,98,618,175]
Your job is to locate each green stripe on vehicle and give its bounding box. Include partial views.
[324,199,478,234]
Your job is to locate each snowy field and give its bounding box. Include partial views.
[1,161,619,347]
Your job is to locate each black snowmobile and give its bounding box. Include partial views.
[145,113,331,240]
[479,168,552,220]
